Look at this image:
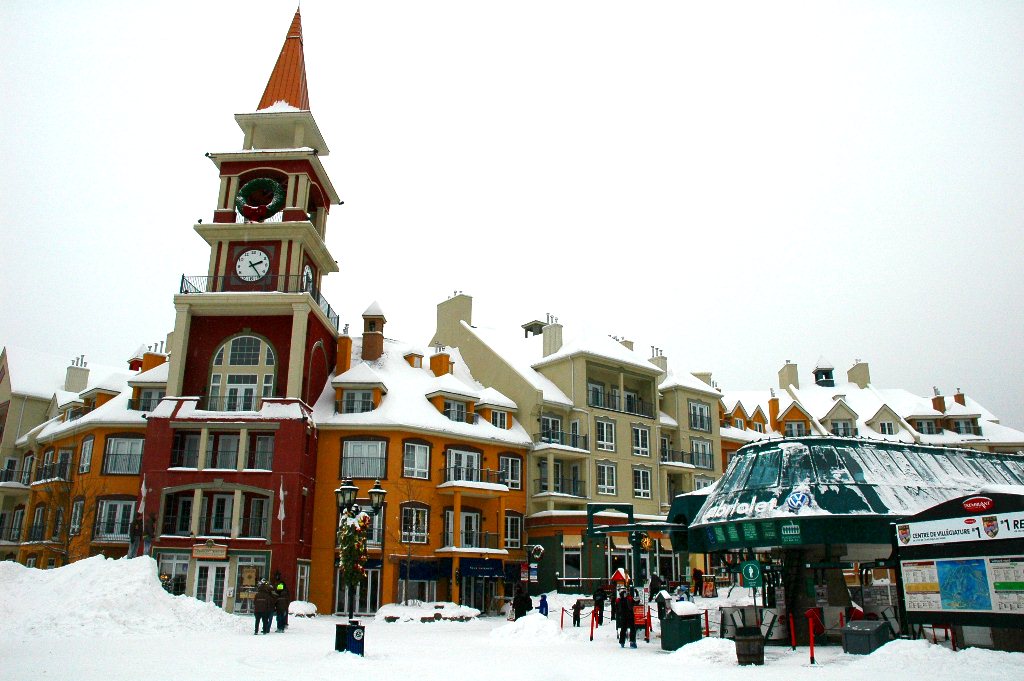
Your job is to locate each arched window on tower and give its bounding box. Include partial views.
[208,335,277,411]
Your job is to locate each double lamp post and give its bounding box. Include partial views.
[335,477,387,621]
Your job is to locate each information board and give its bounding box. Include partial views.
[897,510,1024,548]
[902,555,1024,615]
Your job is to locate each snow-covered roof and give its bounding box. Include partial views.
[477,387,516,410]
[659,369,721,397]
[532,331,662,375]
[128,362,169,385]
[32,390,146,444]
[460,323,572,407]
[314,338,530,447]
[1,346,74,400]
[363,301,385,318]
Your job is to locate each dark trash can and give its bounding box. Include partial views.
[335,620,366,656]
[841,620,891,655]
[660,612,703,651]
[734,626,765,665]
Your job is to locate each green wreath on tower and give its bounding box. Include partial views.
[235,177,286,222]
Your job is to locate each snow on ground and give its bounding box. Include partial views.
[3,559,1022,681]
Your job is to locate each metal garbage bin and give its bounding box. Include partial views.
[660,613,703,651]
[335,620,366,656]
[841,620,891,655]
[734,626,765,665]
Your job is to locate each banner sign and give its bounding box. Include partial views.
[896,510,1024,547]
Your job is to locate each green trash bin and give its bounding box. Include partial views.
[661,612,703,651]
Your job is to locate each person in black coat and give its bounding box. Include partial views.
[274,580,291,632]
[571,600,583,627]
[512,588,533,620]
[253,580,277,635]
[615,589,638,648]
[592,588,607,625]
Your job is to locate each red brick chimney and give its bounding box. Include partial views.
[361,302,386,362]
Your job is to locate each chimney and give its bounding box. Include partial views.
[649,348,668,373]
[542,321,563,357]
[768,394,780,432]
[847,360,870,388]
[953,389,966,407]
[778,360,799,389]
[141,352,167,372]
[619,339,633,351]
[693,372,713,387]
[65,355,89,393]
[932,393,946,413]
[361,302,386,362]
[431,293,472,347]
[336,335,353,375]
[430,349,453,377]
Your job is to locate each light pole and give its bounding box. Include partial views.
[335,478,387,621]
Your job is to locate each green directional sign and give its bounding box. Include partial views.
[740,560,763,588]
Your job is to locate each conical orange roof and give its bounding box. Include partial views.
[257,9,309,111]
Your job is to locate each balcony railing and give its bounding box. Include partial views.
[196,514,232,537]
[336,399,374,414]
[246,450,274,470]
[179,274,340,331]
[830,426,860,437]
[170,448,199,468]
[34,461,71,483]
[535,431,589,450]
[954,424,984,436]
[587,392,656,419]
[366,526,383,547]
[65,406,94,421]
[443,410,478,424]
[208,449,239,470]
[441,530,500,549]
[660,448,714,470]
[689,415,712,432]
[94,523,130,542]
[127,397,162,411]
[443,466,505,485]
[239,514,270,539]
[199,395,263,412]
[26,523,46,542]
[692,452,714,470]
[102,453,142,475]
[161,515,192,536]
[535,477,587,497]
[341,456,387,479]
[0,468,28,485]
[0,524,23,542]
[660,448,687,464]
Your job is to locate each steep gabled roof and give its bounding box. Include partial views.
[257,9,310,111]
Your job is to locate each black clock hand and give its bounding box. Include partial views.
[250,262,261,274]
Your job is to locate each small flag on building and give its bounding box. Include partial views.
[138,475,148,517]
[278,478,287,540]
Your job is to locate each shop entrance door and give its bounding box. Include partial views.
[194,561,229,608]
[336,567,381,615]
[461,576,496,613]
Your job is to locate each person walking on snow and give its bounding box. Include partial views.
[615,589,638,648]
[253,579,277,635]
[592,588,607,625]
[512,587,533,620]
[274,578,291,632]
[538,594,549,617]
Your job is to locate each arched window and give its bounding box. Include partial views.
[209,335,277,411]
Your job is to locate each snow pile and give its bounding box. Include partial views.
[668,600,702,616]
[288,600,317,617]
[0,556,243,638]
[670,637,737,665]
[846,639,1022,674]
[374,601,480,623]
[489,612,561,639]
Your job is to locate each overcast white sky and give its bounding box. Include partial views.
[2,1,1022,429]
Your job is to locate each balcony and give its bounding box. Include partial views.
[660,448,714,470]
[692,451,714,470]
[34,461,71,483]
[179,274,340,331]
[0,468,28,485]
[198,395,264,412]
[443,410,479,424]
[442,466,505,485]
[441,530,500,550]
[336,398,374,414]
[534,431,589,450]
[341,456,387,480]
[534,477,587,498]
[65,406,94,421]
[102,453,142,475]
[246,450,274,470]
[195,514,232,537]
[239,514,270,539]
[26,523,46,542]
[0,524,23,542]
[170,448,199,468]
[127,397,162,411]
[587,392,655,419]
[94,522,130,542]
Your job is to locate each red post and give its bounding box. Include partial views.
[589,606,596,641]
[704,609,710,637]
[645,606,651,643]
[807,613,816,665]
[560,607,565,629]
[840,612,845,628]
[789,612,796,651]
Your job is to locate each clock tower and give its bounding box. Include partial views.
[141,9,339,613]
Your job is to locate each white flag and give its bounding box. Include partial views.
[278,478,286,540]
[138,475,148,517]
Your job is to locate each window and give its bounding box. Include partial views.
[831,420,854,436]
[78,437,94,473]
[694,476,713,490]
[403,442,430,479]
[588,382,606,408]
[343,390,374,414]
[596,420,615,451]
[631,426,650,457]
[249,435,274,470]
[443,400,466,423]
[953,420,977,435]
[691,440,713,469]
[540,415,562,443]
[139,389,165,411]
[446,449,480,482]
[597,462,617,495]
[877,421,895,435]
[341,440,386,478]
[158,553,189,596]
[51,508,65,540]
[505,513,522,549]
[208,335,276,410]
[734,418,745,430]
[917,420,937,435]
[26,556,37,568]
[490,410,508,429]
[70,499,84,535]
[207,434,239,469]
[752,422,765,434]
[624,390,639,414]
[401,506,428,543]
[46,558,56,569]
[171,432,200,467]
[96,499,134,541]
[208,494,233,535]
[21,455,34,485]
[500,455,521,489]
[295,562,310,602]
[632,468,651,499]
[784,422,807,437]
[103,437,143,474]
[688,402,711,432]
[538,460,562,493]
[57,448,72,479]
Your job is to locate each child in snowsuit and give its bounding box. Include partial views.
[538,594,549,616]
[571,600,583,627]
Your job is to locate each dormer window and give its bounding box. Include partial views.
[490,410,508,429]
[444,400,467,423]
[752,422,765,434]
[734,418,745,430]
[342,390,374,414]
[784,422,807,437]
[953,419,979,436]
[830,420,854,437]
[916,420,938,435]
[877,421,895,435]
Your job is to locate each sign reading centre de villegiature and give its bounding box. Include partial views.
[896,510,1024,547]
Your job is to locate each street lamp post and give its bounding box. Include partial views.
[335,478,388,621]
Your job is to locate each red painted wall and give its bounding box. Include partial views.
[182,316,293,398]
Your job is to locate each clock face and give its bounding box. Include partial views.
[235,249,270,282]
[302,265,314,291]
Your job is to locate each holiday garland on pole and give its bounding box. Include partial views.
[337,509,372,590]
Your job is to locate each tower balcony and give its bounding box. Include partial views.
[179,274,339,330]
